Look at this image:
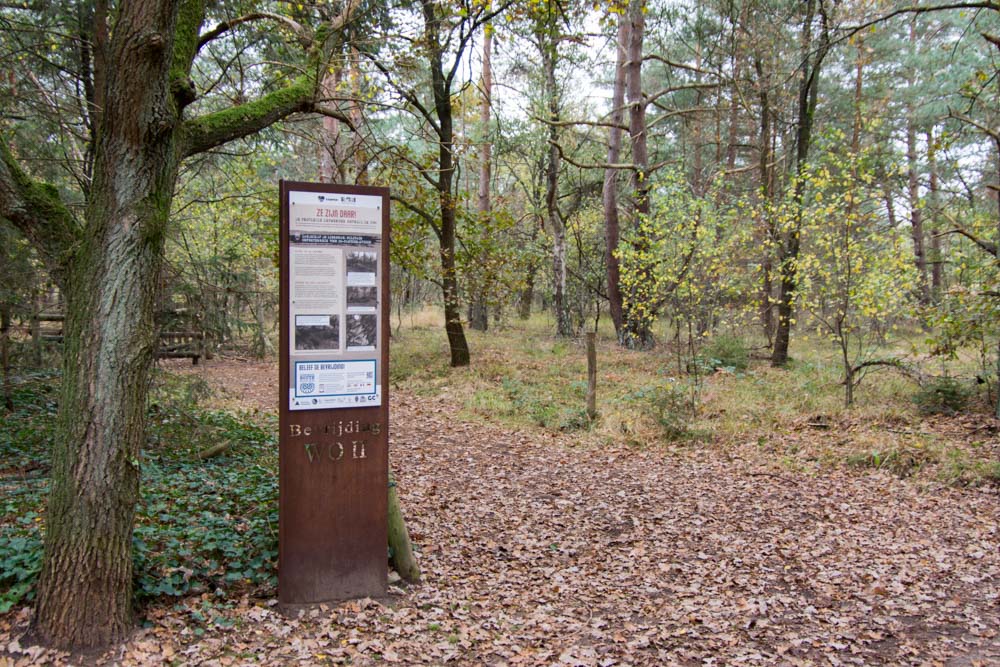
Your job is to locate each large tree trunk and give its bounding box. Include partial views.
[32,0,181,648]
[536,9,571,338]
[771,0,829,367]
[469,23,493,332]
[926,127,943,298]
[422,0,470,367]
[603,13,628,339]
[0,0,360,650]
[620,0,653,349]
[755,55,776,342]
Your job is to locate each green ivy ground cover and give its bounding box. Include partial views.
[0,373,278,614]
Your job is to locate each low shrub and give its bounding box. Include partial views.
[913,376,971,415]
[699,334,750,372]
[627,381,694,440]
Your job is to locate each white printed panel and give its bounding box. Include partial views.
[290,359,380,411]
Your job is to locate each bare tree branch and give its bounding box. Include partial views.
[535,117,630,132]
[644,81,721,107]
[642,54,722,77]
[841,2,1000,42]
[198,12,312,51]
[937,227,999,258]
[948,109,1000,142]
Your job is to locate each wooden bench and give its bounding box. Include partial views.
[31,312,206,364]
[34,313,64,343]
[156,331,205,365]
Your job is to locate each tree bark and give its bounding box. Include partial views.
[926,127,942,298]
[469,23,493,332]
[907,115,929,304]
[32,0,183,647]
[771,0,830,366]
[421,0,471,367]
[603,12,628,340]
[755,55,776,342]
[620,0,653,349]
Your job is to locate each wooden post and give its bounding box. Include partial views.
[30,293,42,367]
[1,304,11,410]
[586,332,597,421]
[387,469,420,582]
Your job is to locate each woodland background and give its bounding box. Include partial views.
[0,0,999,661]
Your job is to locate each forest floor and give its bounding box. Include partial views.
[5,347,1000,667]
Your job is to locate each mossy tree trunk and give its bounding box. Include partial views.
[0,0,357,650]
[31,1,181,646]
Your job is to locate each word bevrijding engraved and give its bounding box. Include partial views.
[288,420,381,437]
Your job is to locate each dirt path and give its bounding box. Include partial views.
[5,357,999,665]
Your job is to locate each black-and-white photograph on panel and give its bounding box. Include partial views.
[347,286,378,309]
[346,313,378,350]
[294,314,340,350]
[346,251,377,274]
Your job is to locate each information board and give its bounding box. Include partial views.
[279,181,389,605]
[287,188,383,410]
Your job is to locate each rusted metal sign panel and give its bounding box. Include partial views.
[278,181,389,604]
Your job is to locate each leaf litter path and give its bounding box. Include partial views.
[4,359,1000,666]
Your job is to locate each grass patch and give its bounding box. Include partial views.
[389,327,451,388]
[391,307,998,482]
[844,446,934,478]
[939,448,1000,487]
